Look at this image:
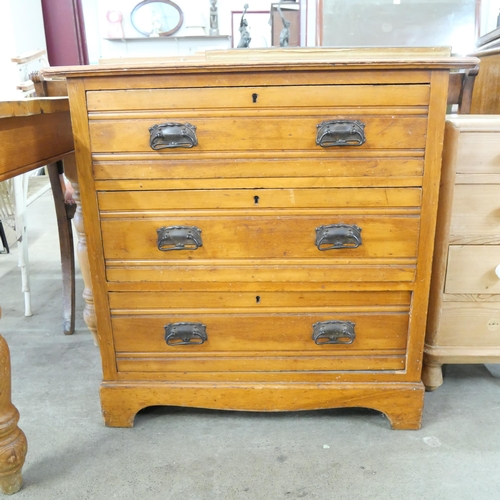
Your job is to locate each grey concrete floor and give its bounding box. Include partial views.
[1,191,500,499]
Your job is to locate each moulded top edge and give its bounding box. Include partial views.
[42,47,480,79]
[446,114,500,132]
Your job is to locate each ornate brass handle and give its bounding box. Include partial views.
[164,322,207,346]
[315,224,362,251]
[312,320,356,345]
[157,225,203,251]
[149,122,198,149]
[316,120,366,147]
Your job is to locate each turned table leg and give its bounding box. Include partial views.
[0,334,27,495]
[63,156,98,346]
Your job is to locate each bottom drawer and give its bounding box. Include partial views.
[433,302,500,347]
[112,311,409,372]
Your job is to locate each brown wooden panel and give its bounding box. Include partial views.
[78,70,434,90]
[445,246,500,294]
[449,184,500,245]
[87,85,430,111]
[470,52,500,114]
[98,188,422,211]
[112,311,409,353]
[101,215,419,261]
[92,157,425,181]
[116,355,405,373]
[106,262,416,284]
[107,280,414,293]
[0,112,73,180]
[95,176,425,191]
[88,116,427,153]
[109,290,412,311]
[114,367,408,382]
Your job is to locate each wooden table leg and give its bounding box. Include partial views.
[63,156,98,345]
[0,334,27,495]
[48,161,76,336]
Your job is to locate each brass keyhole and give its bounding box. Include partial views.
[256,296,261,304]
[252,93,258,103]
[254,195,260,204]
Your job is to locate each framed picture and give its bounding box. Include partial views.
[231,11,271,48]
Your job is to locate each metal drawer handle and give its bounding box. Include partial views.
[157,225,203,251]
[315,224,362,250]
[316,120,366,147]
[312,320,356,345]
[165,322,207,346]
[149,122,198,149]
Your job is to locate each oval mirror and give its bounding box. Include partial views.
[131,0,183,37]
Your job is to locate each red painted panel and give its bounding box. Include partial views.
[41,0,88,66]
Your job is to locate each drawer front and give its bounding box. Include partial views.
[434,302,500,347]
[98,188,422,211]
[87,85,430,111]
[88,115,427,154]
[109,290,412,311]
[101,215,420,261]
[111,312,409,354]
[111,290,410,374]
[445,246,500,294]
[457,132,500,175]
[92,158,425,182]
[115,354,406,373]
[106,263,416,284]
[450,184,500,244]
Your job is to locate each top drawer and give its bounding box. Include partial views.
[86,85,430,112]
[456,132,500,175]
[88,115,427,154]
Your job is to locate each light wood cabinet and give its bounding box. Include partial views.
[423,115,500,390]
[46,48,477,429]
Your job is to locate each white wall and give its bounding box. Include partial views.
[80,0,499,63]
[0,0,47,99]
[81,0,305,62]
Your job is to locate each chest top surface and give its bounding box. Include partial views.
[43,47,478,80]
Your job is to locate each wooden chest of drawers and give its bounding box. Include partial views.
[48,48,477,429]
[423,115,500,391]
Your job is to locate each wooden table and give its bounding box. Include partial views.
[0,97,74,494]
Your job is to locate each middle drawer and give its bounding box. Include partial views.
[100,213,419,261]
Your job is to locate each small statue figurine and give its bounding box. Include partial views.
[209,0,219,36]
[277,3,290,47]
[237,4,251,48]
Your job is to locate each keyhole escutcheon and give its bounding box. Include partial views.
[254,195,260,205]
[252,93,258,103]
